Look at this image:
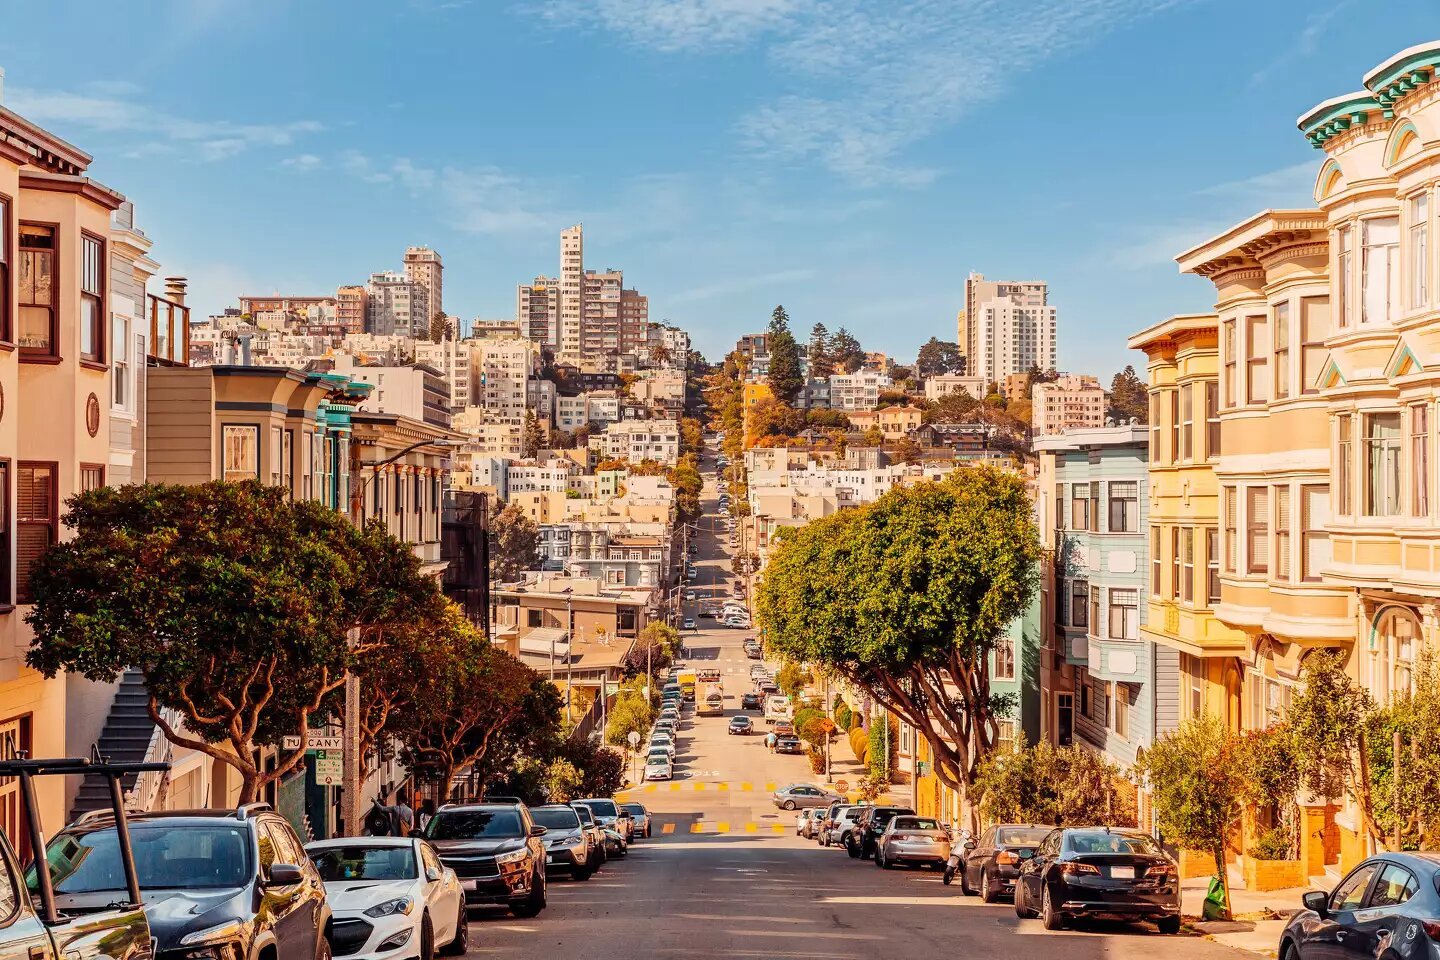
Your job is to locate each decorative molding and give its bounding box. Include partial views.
[85,394,100,437]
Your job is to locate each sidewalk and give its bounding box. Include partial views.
[1182,869,1316,957]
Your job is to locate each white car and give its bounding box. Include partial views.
[649,736,676,758]
[307,837,468,960]
[684,590,696,601]
[724,617,750,628]
[683,618,697,630]
[644,757,673,780]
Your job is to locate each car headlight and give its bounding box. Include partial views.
[364,897,414,918]
[180,922,246,948]
[556,834,585,849]
[495,847,530,865]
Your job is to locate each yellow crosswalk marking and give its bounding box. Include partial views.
[643,785,656,793]
[661,823,676,835]
[716,822,730,833]
[771,824,785,833]
[717,782,729,791]
[764,782,776,791]
[744,822,758,833]
[689,822,703,833]
[740,782,753,791]
[694,782,705,791]
[669,783,681,792]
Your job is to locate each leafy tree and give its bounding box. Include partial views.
[26,481,441,803]
[834,702,853,730]
[1143,715,1244,919]
[523,411,546,457]
[830,327,865,373]
[489,503,540,582]
[767,305,804,404]
[560,737,627,798]
[877,389,911,407]
[891,436,922,464]
[808,322,832,378]
[973,740,1134,828]
[429,309,450,343]
[604,688,655,749]
[776,662,812,699]
[351,603,468,760]
[669,457,703,521]
[924,389,982,424]
[621,624,677,681]
[1235,724,1304,859]
[748,397,806,441]
[757,468,1041,824]
[915,337,962,377]
[861,426,885,447]
[1108,365,1148,424]
[806,409,850,430]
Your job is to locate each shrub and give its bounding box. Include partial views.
[848,726,869,764]
[834,703,852,730]
[807,748,826,774]
[867,714,897,780]
[1249,827,1294,862]
[793,707,823,736]
[973,739,1134,828]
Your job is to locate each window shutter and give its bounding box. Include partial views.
[1276,487,1292,579]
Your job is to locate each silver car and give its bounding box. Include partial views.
[876,815,951,870]
[824,804,868,847]
[771,783,843,811]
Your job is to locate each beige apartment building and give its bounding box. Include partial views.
[1032,374,1107,435]
[365,270,429,337]
[517,225,650,363]
[474,336,536,421]
[403,245,443,321]
[336,284,367,333]
[962,273,1051,379]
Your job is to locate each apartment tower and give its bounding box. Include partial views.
[963,272,1055,383]
[403,246,443,323]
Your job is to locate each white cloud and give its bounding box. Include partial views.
[536,0,1198,187]
[280,153,323,172]
[669,267,816,303]
[6,86,323,161]
[335,151,554,236]
[1195,161,1317,205]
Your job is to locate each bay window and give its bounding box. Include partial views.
[1071,484,1089,531]
[1149,393,1160,462]
[1088,481,1100,533]
[1205,380,1220,459]
[1247,487,1269,575]
[1206,527,1221,604]
[1223,487,1237,573]
[1171,527,1181,600]
[1412,404,1430,517]
[1109,588,1139,640]
[1181,527,1194,603]
[1300,297,1329,395]
[1108,480,1137,533]
[1181,384,1194,460]
[1150,526,1161,597]
[111,313,130,410]
[1169,389,1180,462]
[0,196,9,343]
[1362,217,1399,325]
[18,224,56,355]
[1223,319,1237,407]
[1365,412,1403,516]
[1410,192,1429,310]
[1275,486,1291,581]
[17,463,56,604]
[1337,224,1353,328]
[1070,579,1088,628]
[1246,314,1269,403]
[1337,414,1353,515]
[80,233,104,363]
[1301,485,1330,582]
[222,425,258,482]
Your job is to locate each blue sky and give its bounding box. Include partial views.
[1,0,1436,379]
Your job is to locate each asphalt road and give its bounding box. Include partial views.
[461,452,1257,960]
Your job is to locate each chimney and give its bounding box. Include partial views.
[237,333,253,366]
[164,276,188,306]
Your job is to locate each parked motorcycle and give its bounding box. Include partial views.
[942,829,972,886]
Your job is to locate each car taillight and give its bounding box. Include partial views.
[1060,862,1100,875]
[997,851,1018,865]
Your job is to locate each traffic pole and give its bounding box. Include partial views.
[342,626,362,836]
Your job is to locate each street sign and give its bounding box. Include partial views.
[312,749,343,786]
[282,734,344,751]
[835,779,849,792]
[916,761,931,777]
[627,731,641,748]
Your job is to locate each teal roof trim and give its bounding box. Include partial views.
[1299,93,1380,148]
[1365,47,1440,102]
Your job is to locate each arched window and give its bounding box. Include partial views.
[1370,606,1420,702]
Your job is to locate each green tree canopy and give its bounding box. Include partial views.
[830,327,865,373]
[974,740,1134,828]
[756,467,1040,820]
[1108,365,1148,424]
[808,322,832,378]
[26,481,444,801]
[915,337,962,377]
[767,305,804,404]
[490,502,540,582]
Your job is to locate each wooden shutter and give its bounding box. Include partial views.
[16,464,55,603]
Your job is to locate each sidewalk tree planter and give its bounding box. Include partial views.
[25,480,445,804]
[757,467,1041,828]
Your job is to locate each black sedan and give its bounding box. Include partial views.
[1014,827,1180,934]
[740,692,762,710]
[959,824,1051,902]
[1278,852,1440,959]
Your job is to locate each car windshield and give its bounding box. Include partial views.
[40,824,252,892]
[311,845,417,882]
[426,810,524,840]
[998,827,1052,846]
[579,800,619,818]
[531,807,581,830]
[1066,831,1163,856]
[892,817,941,831]
[572,806,595,826]
[622,804,646,816]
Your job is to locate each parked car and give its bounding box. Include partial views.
[573,799,634,842]
[644,757,673,781]
[307,836,469,959]
[684,591,696,601]
[1279,853,1440,960]
[526,804,595,881]
[771,784,843,811]
[621,802,652,839]
[796,808,821,838]
[744,646,763,660]
[876,815,951,871]
[958,824,1051,901]
[773,720,795,737]
[597,827,628,859]
[569,804,606,867]
[821,803,868,848]
[846,805,916,859]
[775,735,803,754]
[683,618,697,630]
[46,801,331,960]
[741,692,762,710]
[728,716,754,735]
[649,735,676,759]
[426,801,548,918]
[1014,827,1180,933]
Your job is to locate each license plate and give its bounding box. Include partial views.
[547,855,559,864]
[464,880,481,891]
[1110,866,1134,879]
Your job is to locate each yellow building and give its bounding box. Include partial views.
[1127,316,1249,727]
[742,380,774,447]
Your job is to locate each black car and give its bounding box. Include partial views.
[1279,852,1440,960]
[959,824,1051,902]
[573,798,634,842]
[846,806,915,860]
[529,805,594,881]
[426,802,548,917]
[40,803,331,960]
[1014,827,1180,933]
[741,692,762,710]
[775,735,802,754]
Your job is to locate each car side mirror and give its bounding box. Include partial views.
[267,863,304,886]
[530,825,549,838]
[963,840,977,851]
[1302,891,1329,916]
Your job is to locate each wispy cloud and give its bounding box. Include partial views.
[6,86,323,162]
[1249,0,1351,87]
[1195,161,1317,204]
[538,0,1199,186]
[670,267,816,303]
[281,153,324,172]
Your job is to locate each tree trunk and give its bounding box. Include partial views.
[1212,844,1232,920]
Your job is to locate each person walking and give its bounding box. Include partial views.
[389,789,416,836]
[765,731,777,753]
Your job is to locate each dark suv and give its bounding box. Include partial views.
[41,803,331,960]
[425,802,547,918]
[846,805,915,860]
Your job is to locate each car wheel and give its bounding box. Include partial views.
[419,912,435,960]
[980,867,997,904]
[573,863,593,881]
[1156,915,1181,935]
[958,863,974,896]
[1014,880,1037,919]
[315,932,333,960]
[1041,883,1065,931]
[439,902,468,956]
[510,867,547,918]
[783,800,796,811]
[876,849,889,869]
[846,836,860,859]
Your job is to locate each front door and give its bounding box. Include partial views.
[1056,694,1073,748]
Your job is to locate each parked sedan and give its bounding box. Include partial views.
[1014,827,1180,933]
[771,784,842,811]
[1279,852,1440,960]
[959,824,1051,902]
[728,716,753,735]
[846,805,915,860]
[876,815,950,870]
[775,735,803,754]
[740,692,762,710]
[621,802,652,839]
[644,757,673,781]
[307,837,469,960]
[528,804,595,881]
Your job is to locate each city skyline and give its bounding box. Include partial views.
[3,1,1438,375]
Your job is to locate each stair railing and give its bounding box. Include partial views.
[125,706,180,812]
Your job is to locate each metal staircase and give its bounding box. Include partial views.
[68,669,159,821]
